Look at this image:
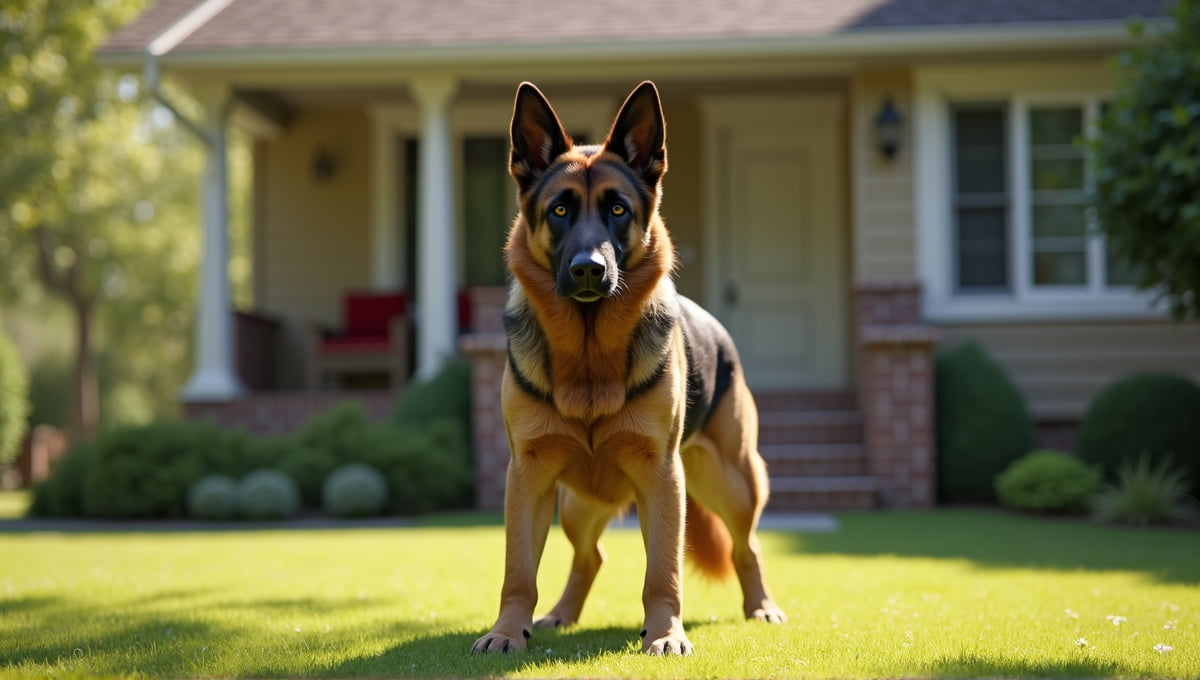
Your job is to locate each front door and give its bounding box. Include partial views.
[705,95,847,389]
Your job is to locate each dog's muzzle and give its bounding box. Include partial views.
[560,250,612,302]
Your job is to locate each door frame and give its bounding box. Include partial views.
[697,93,849,388]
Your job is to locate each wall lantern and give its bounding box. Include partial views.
[312,145,336,182]
[874,96,903,160]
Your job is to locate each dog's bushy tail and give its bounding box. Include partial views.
[684,495,735,580]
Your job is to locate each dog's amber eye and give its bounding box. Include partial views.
[611,204,626,216]
[552,204,568,218]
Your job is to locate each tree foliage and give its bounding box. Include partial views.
[1,0,206,434]
[1091,0,1200,321]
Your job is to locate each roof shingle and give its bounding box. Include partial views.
[101,0,1170,54]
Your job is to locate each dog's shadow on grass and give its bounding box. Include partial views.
[326,623,645,677]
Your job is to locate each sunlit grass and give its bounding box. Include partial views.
[0,491,30,520]
[2,510,1197,678]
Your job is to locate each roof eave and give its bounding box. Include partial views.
[96,19,1165,72]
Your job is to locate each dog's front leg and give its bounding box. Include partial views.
[472,457,557,654]
[632,446,693,656]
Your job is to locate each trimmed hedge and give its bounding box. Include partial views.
[1078,372,1200,496]
[935,341,1035,504]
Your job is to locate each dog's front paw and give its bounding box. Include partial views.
[640,626,694,656]
[533,613,575,629]
[470,628,530,654]
[747,602,788,624]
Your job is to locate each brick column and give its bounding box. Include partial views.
[460,286,510,511]
[855,281,940,508]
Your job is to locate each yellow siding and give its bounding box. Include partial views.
[941,322,1200,419]
[852,68,915,281]
[254,109,372,387]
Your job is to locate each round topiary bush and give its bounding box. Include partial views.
[935,341,1035,503]
[187,474,239,520]
[995,450,1101,514]
[1078,372,1200,496]
[322,463,388,518]
[236,469,300,520]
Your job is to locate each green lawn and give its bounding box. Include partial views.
[1,510,1197,678]
[0,491,30,520]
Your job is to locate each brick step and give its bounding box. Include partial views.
[757,409,864,445]
[760,443,867,477]
[755,390,857,413]
[767,475,878,510]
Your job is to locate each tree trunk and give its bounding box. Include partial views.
[71,299,99,439]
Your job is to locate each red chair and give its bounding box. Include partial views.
[308,292,409,389]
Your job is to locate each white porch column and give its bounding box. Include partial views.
[409,77,459,380]
[180,93,245,401]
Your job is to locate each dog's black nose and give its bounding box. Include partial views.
[569,251,606,288]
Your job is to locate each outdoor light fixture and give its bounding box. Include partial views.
[874,96,903,160]
[312,145,336,182]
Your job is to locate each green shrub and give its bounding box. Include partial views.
[392,358,471,432]
[187,474,239,520]
[82,421,229,518]
[1092,456,1196,526]
[0,331,30,466]
[278,447,337,507]
[1078,372,1200,496]
[296,401,372,461]
[322,463,388,518]
[26,441,93,518]
[236,469,300,520]
[995,450,1101,514]
[361,420,472,514]
[935,341,1035,503]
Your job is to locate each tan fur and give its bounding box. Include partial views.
[471,82,785,658]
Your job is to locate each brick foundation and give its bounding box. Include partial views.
[184,390,398,435]
[855,281,940,508]
[461,286,510,511]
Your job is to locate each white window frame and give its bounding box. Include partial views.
[915,64,1161,322]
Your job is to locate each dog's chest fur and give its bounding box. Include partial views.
[503,280,678,422]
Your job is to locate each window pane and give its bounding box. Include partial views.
[1034,251,1087,286]
[956,207,1009,290]
[1030,107,1082,146]
[1032,204,1086,238]
[1031,203,1087,286]
[1031,158,1085,191]
[952,105,1009,291]
[1028,105,1087,287]
[954,108,1006,194]
[1105,244,1139,287]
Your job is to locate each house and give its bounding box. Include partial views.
[99,0,1200,510]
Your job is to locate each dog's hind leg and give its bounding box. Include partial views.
[683,383,787,624]
[534,488,616,629]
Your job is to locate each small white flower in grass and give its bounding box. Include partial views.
[1065,608,1079,619]
[1075,638,1088,648]
[1164,620,1177,630]
[1153,644,1174,654]
[1106,614,1127,626]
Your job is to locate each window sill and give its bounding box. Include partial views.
[923,292,1168,324]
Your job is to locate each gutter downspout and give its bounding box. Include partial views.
[144,0,244,401]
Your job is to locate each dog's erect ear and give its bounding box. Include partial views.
[603,81,667,184]
[510,82,571,188]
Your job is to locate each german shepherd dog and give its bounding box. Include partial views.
[471,81,786,657]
